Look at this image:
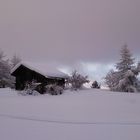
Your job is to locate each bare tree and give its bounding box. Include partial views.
[68,70,89,90]
[11,54,21,68]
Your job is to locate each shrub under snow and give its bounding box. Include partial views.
[45,84,63,95]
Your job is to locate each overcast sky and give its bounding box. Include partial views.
[0,0,140,81]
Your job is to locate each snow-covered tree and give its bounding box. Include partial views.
[0,50,14,88]
[116,70,138,92]
[105,45,140,92]
[116,44,135,72]
[11,54,21,68]
[68,70,89,90]
[0,50,5,60]
[135,62,140,92]
[136,62,140,73]
[105,69,124,91]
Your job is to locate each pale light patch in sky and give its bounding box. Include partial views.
[80,62,114,81]
[58,62,115,83]
[58,66,72,77]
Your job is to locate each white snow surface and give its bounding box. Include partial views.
[0,88,140,140]
[11,61,69,78]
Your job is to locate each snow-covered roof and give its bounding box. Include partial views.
[11,61,69,79]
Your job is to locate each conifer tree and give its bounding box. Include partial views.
[116,44,135,72]
[105,45,140,92]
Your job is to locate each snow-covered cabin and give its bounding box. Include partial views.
[11,62,68,93]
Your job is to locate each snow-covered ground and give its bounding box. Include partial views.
[0,88,140,140]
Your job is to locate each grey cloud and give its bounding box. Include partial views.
[0,0,140,66]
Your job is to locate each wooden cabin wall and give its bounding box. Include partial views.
[13,65,66,91]
[14,66,46,90]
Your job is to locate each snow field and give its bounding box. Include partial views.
[0,88,140,140]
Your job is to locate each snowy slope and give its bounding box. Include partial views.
[0,88,140,140]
